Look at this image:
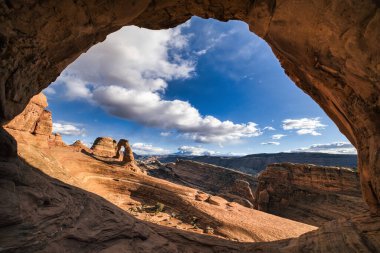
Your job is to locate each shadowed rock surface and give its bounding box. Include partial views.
[255,163,367,226]
[0,0,379,252]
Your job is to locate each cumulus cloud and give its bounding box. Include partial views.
[282,117,326,136]
[176,146,217,156]
[272,134,286,140]
[43,87,56,95]
[131,143,170,155]
[53,123,86,136]
[292,142,357,154]
[53,24,262,144]
[261,141,280,145]
[263,126,275,131]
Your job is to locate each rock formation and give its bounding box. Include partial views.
[48,133,66,147]
[0,1,379,252]
[152,160,257,208]
[71,140,92,153]
[3,93,65,148]
[254,163,367,226]
[4,93,52,135]
[157,152,358,174]
[91,137,117,157]
[115,139,134,163]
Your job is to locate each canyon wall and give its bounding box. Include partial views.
[255,163,367,226]
[156,153,358,175]
[150,160,257,208]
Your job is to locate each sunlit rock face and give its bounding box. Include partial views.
[4,93,51,135]
[162,160,257,208]
[91,137,118,157]
[255,163,367,226]
[0,0,379,252]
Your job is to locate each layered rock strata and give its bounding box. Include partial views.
[91,137,117,157]
[152,160,257,208]
[255,163,367,226]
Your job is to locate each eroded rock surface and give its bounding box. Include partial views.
[255,163,368,226]
[91,137,117,157]
[115,139,134,163]
[71,140,92,153]
[151,160,257,208]
[4,93,51,134]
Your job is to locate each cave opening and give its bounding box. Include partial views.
[1,1,379,252]
[7,16,363,240]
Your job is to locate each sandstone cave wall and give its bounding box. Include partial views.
[0,0,379,213]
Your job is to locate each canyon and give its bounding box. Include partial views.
[1,93,377,252]
[0,1,379,252]
[153,152,358,175]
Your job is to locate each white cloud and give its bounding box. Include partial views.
[272,134,286,140]
[43,87,56,95]
[176,146,217,156]
[263,126,275,131]
[131,143,170,155]
[160,132,172,137]
[224,152,247,157]
[261,141,280,145]
[53,24,262,144]
[282,117,326,136]
[53,123,86,136]
[292,142,357,154]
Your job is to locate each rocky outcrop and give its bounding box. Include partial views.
[91,137,117,157]
[153,160,257,208]
[71,140,92,153]
[4,93,63,148]
[33,110,52,135]
[48,133,66,147]
[115,139,134,163]
[254,163,367,226]
[157,152,358,175]
[4,93,52,135]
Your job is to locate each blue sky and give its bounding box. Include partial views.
[45,17,355,156]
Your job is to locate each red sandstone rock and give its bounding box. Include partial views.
[254,163,367,226]
[163,160,257,207]
[4,93,49,134]
[48,133,66,147]
[33,110,52,135]
[91,137,117,157]
[71,140,92,153]
[115,139,134,163]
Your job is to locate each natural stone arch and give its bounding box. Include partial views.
[0,0,379,215]
[115,139,135,163]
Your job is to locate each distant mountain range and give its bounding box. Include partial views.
[135,152,357,175]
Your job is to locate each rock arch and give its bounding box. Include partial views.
[0,0,379,217]
[115,139,135,163]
